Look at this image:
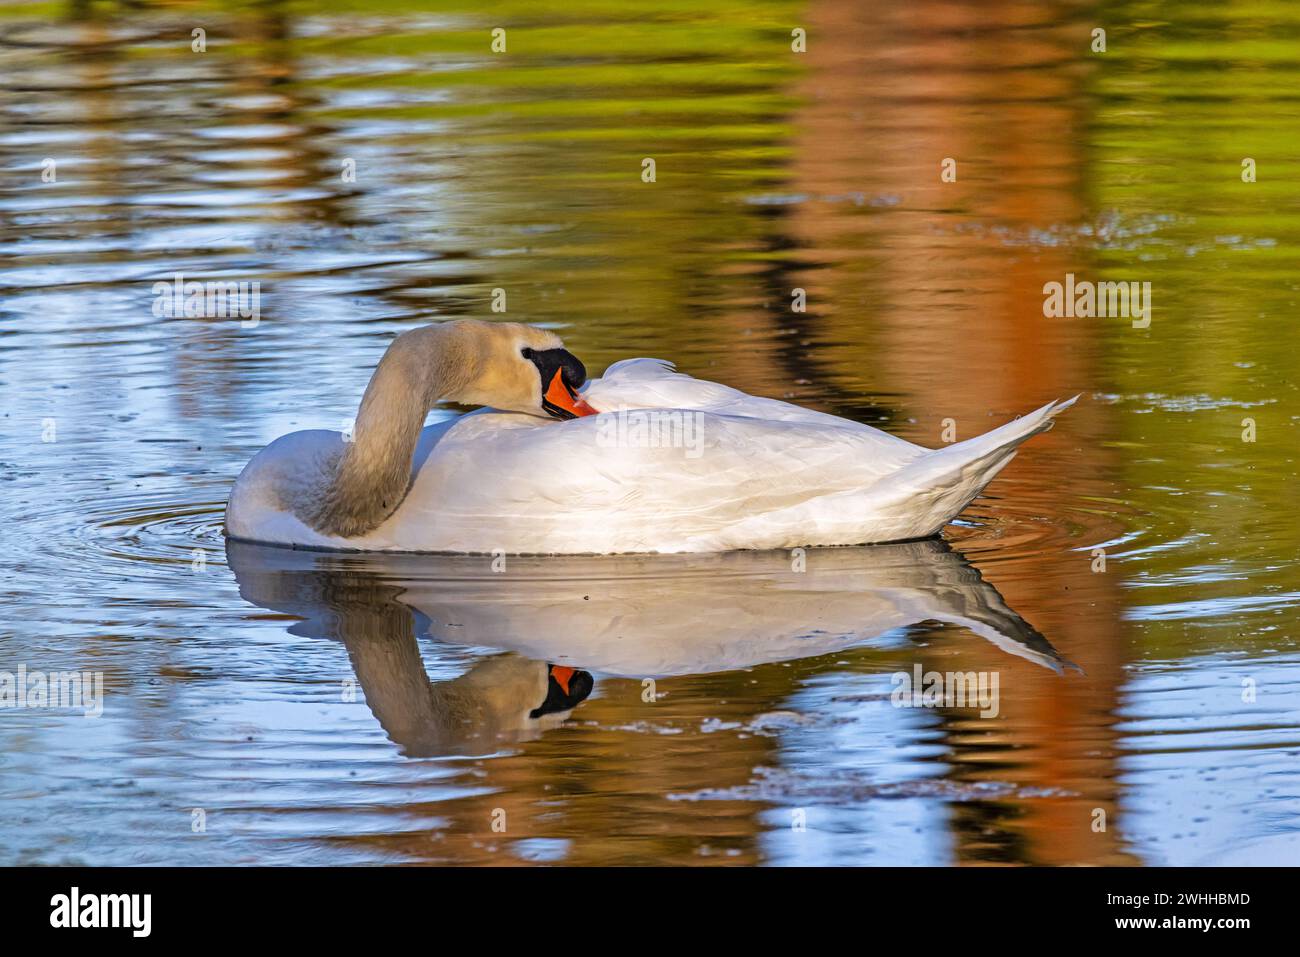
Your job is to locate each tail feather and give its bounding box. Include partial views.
[864,396,1078,538]
[930,394,1077,470]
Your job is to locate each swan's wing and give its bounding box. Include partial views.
[583,358,917,450]
[395,407,928,552]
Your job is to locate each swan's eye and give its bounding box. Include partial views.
[520,347,534,360]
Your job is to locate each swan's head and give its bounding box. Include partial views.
[457,655,595,730]
[439,320,596,420]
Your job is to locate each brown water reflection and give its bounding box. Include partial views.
[779,0,1131,864]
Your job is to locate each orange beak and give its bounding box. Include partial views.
[549,665,576,695]
[545,368,597,417]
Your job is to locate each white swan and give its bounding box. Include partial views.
[225,320,1076,554]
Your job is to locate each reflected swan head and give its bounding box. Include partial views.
[223,541,598,755]
[531,663,596,719]
[449,655,594,731]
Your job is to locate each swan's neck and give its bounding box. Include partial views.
[302,327,474,538]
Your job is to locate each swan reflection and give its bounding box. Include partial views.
[227,538,1074,755]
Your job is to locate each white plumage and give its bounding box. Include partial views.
[227,355,1076,554]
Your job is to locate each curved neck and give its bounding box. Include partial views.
[303,325,475,538]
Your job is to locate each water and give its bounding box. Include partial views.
[2,0,1298,866]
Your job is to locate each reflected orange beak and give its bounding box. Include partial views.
[549,665,576,695]
[545,368,597,418]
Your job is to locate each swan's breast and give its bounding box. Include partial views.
[225,429,344,546]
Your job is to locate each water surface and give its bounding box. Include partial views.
[1,0,1298,865]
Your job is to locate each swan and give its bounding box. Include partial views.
[225,319,1076,554]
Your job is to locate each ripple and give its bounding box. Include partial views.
[669,766,1076,803]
